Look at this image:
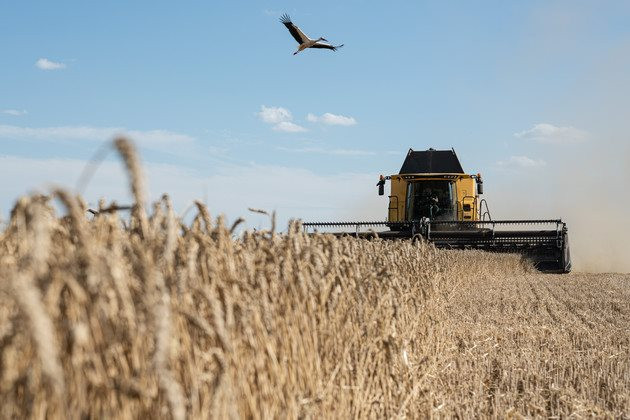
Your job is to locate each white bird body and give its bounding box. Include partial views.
[280,14,343,55]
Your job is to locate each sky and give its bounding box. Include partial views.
[2,0,630,269]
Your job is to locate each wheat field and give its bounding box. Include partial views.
[0,139,628,418]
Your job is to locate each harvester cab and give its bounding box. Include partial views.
[383,149,487,225]
[303,148,571,273]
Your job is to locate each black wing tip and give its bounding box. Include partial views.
[310,43,345,51]
[279,13,291,24]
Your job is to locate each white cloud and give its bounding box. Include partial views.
[307,112,357,126]
[257,105,292,124]
[278,146,375,156]
[514,123,588,144]
[497,155,546,168]
[257,105,307,133]
[0,125,195,145]
[272,121,307,133]
[35,58,66,70]
[2,109,27,116]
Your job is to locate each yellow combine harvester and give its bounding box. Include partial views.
[303,148,571,273]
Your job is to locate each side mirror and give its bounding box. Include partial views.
[477,179,483,195]
[377,176,385,196]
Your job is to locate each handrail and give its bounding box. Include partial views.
[478,198,492,222]
[302,219,565,229]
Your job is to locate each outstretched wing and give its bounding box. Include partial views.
[310,43,344,52]
[280,14,310,44]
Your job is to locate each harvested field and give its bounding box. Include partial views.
[431,271,630,418]
[0,140,628,418]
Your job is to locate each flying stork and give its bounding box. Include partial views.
[280,14,344,55]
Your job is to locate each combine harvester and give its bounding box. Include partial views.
[303,148,571,273]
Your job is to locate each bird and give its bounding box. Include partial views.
[280,14,343,55]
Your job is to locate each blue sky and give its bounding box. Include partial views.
[2,0,630,254]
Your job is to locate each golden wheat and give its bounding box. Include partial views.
[0,139,627,418]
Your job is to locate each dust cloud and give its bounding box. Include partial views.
[513,144,629,274]
[486,21,630,273]
[489,121,630,273]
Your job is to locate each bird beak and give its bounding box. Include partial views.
[321,38,328,42]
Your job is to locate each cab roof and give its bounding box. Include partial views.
[399,148,464,174]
